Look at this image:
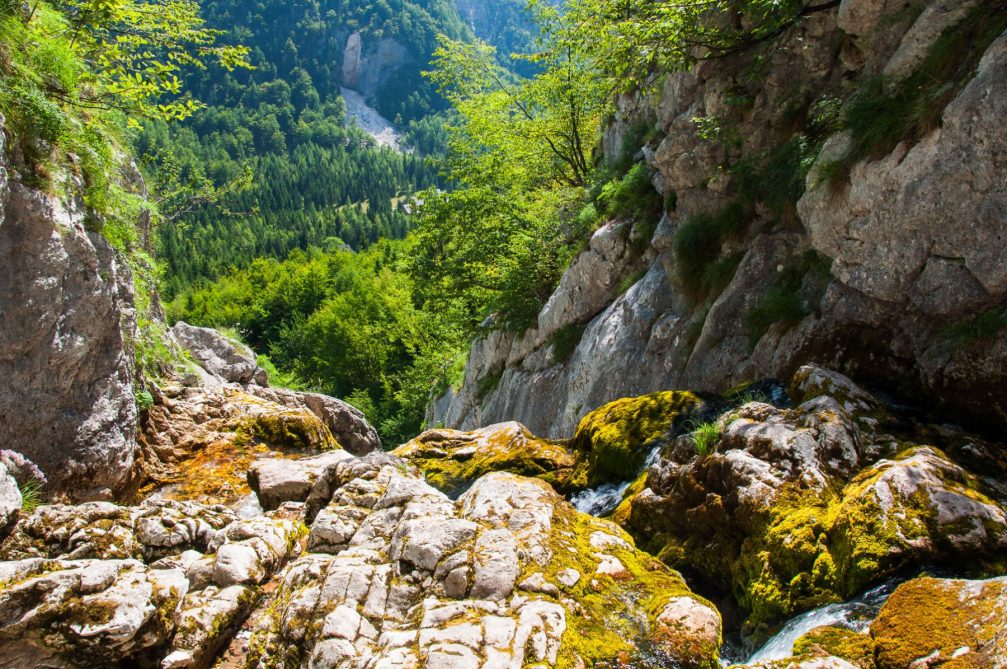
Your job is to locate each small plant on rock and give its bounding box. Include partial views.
[688,420,721,457]
[19,478,45,514]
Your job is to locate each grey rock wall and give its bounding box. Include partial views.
[0,117,140,499]
[432,5,1007,438]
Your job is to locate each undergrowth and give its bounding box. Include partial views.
[745,250,831,348]
[673,201,749,303]
[819,2,1007,187]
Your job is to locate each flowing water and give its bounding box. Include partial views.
[571,443,665,516]
[742,581,896,664]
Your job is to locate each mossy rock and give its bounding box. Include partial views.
[571,391,702,486]
[871,576,1007,668]
[792,625,875,667]
[393,422,577,495]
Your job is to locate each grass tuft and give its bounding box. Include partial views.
[687,420,721,457]
[19,478,45,514]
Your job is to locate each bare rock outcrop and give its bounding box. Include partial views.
[0,114,139,500]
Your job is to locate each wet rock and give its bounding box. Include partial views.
[0,558,187,668]
[393,422,576,495]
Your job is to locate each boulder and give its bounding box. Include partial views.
[0,558,187,668]
[392,422,577,495]
[570,390,703,486]
[621,367,1007,628]
[245,386,381,455]
[165,584,258,669]
[248,450,354,511]
[871,576,1007,668]
[171,321,268,386]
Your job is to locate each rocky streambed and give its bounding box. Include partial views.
[0,326,1004,668]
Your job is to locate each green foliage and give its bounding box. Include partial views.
[560,0,835,89]
[819,3,1007,187]
[550,323,588,364]
[168,240,466,446]
[597,163,664,223]
[135,390,154,412]
[673,201,750,303]
[18,478,45,514]
[54,0,249,122]
[687,421,721,457]
[940,307,1007,346]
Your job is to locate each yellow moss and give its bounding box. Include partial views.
[792,626,875,667]
[871,577,1007,669]
[394,425,577,495]
[571,391,702,486]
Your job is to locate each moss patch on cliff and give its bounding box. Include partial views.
[570,391,703,486]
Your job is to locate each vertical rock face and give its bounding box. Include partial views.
[433,4,1007,437]
[0,117,139,500]
[340,31,409,102]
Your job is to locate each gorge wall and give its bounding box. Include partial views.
[0,115,141,499]
[431,0,1007,439]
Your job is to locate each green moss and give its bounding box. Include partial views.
[793,625,875,667]
[570,391,703,486]
[539,496,719,669]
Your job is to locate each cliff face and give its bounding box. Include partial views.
[0,115,140,500]
[431,0,1007,438]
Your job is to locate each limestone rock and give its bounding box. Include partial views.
[248,450,354,511]
[248,466,721,669]
[0,116,139,500]
[167,584,258,669]
[0,558,187,668]
[245,386,381,455]
[0,464,20,534]
[0,498,236,562]
[622,367,1007,627]
[171,321,268,386]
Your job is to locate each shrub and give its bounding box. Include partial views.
[597,163,664,223]
[674,201,749,302]
[476,366,504,401]
[550,322,588,364]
